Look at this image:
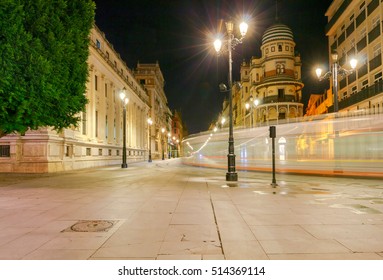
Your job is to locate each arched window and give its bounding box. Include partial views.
[276,63,285,74]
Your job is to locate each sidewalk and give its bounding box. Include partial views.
[0,159,382,260]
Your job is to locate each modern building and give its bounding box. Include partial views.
[0,25,174,173]
[217,21,304,128]
[133,62,172,160]
[311,0,383,114]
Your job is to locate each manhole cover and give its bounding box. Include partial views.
[63,220,116,232]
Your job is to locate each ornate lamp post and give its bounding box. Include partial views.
[316,50,357,112]
[214,19,248,182]
[119,87,129,168]
[147,118,153,162]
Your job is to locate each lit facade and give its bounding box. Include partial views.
[0,26,151,172]
[306,89,333,116]
[133,62,172,159]
[322,0,383,113]
[218,22,304,129]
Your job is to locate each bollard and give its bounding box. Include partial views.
[269,126,278,187]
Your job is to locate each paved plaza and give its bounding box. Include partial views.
[0,159,382,260]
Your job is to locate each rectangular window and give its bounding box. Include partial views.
[98,149,102,156]
[351,86,357,95]
[359,1,365,11]
[96,39,101,49]
[95,75,98,91]
[278,88,285,99]
[0,145,10,157]
[373,43,381,57]
[372,15,380,28]
[105,83,108,97]
[86,148,91,156]
[65,146,72,157]
[374,72,382,83]
[361,79,369,90]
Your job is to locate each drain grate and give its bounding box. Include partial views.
[62,220,116,233]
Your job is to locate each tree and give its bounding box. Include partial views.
[0,0,95,137]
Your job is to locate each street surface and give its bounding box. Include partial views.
[0,159,382,260]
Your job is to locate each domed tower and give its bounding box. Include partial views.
[241,22,304,126]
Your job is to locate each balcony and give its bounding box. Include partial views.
[329,79,383,111]
[260,72,296,83]
[261,95,298,105]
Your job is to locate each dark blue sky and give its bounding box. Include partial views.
[93,0,333,134]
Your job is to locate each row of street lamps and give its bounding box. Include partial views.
[119,90,179,168]
[121,17,357,180]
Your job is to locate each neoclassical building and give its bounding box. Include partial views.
[0,26,166,172]
[216,22,304,129]
[238,23,304,127]
[133,62,172,159]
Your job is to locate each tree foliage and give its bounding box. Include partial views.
[0,0,95,137]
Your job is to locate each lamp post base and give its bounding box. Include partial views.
[121,163,128,168]
[226,172,238,182]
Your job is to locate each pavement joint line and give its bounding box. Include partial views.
[207,182,225,259]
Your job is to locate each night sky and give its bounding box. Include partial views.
[93,0,333,134]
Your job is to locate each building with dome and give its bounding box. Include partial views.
[238,22,304,127]
[216,22,304,129]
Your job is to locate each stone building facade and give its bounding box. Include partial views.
[133,62,172,160]
[217,22,304,129]
[0,26,154,172]
[239,23,304,127]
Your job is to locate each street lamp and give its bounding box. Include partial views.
[245,95,258,128]
[147,118,153,162]
[161,128,165,160]
[316,50,357,112]
[214,19,248,182]
[119,87,129,168]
